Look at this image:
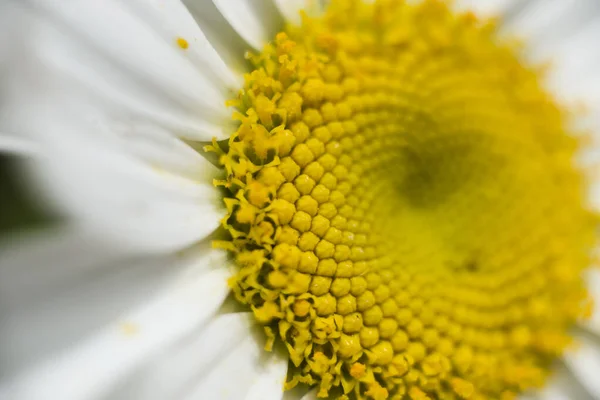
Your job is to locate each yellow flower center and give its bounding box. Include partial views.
[209,1,596,399]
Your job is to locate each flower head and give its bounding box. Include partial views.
[1,0,600,399]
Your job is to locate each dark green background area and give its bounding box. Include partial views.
[0,155,49,235]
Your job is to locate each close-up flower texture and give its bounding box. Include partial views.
[1,0,600,399]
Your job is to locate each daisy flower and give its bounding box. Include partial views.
[1,0,600,399]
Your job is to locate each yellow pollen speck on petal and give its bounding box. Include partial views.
[120,322,139,337]
[176,37,189,50]
[209,0,597,399]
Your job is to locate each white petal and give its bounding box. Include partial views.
[583,269,600,336]
[0,133,38,156]
[0,246,232,400]
[182,0,253,76]
[126,0,242,90]
[273,0,323,25]
[110,313,287,400]
[535,364,593,400]
[563,334,600,399]
[245,344,289,400]
[27,152,222,254]
[212,0,283,50]
[0,228,226,373]
[0,226,130,313]
[1,1,234,253]
[453,0,520,18]
[542,20,600,163]
[0,225,146,374]
[502,0,598,50]
[499,1,600,111]
[184,313,288,400]
[106,312,263,399]
[496,1,600,170]
[542,19,600,103]
[517,395,537,400]
[2,0,236,142]
[14,92,224,254]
